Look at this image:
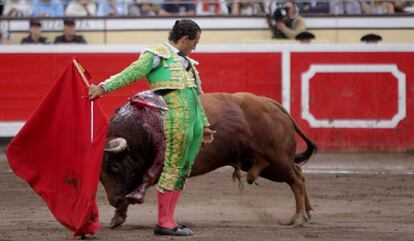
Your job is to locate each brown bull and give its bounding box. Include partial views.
[101,92,316,228]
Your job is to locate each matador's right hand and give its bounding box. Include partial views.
[202,128,216,144]
[88,84,105,100]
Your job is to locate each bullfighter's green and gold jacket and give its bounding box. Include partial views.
[100,43,209,127]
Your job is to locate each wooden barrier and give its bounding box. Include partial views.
[1,44,413,151]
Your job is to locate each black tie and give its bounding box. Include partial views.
[177,51,192,72]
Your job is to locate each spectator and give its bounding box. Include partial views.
[267,0,305,39]
[97,0,129,16]
[231,0,264,15]
[54,19,87,44]
[359,0,394,14]
[330,0,362,15]
[21,19,50,44]
[128,0,156,16]
[393,0,413,13]
[393,0,411,13]
[159,0,196,16]
[0,0,5,15]
[196,0,229,15]
[295,31,315,44]
[403,5,414,13]
[65,0,96,16]
[151,0,164,14]
[360,33,382,43]
[0,26,10,44]
[2,0,32,17]
[32,0,64,17]
[298,0,329,14]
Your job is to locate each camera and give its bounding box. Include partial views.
[273,7,288,22]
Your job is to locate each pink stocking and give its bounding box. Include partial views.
[157,190,175,228]
[168,189,182,227]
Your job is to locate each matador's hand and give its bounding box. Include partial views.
[202,128,216,144]
[88,84,105,100]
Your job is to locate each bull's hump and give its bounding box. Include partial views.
[131,91,167,109]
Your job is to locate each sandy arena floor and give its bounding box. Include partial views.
[0,140,413,241]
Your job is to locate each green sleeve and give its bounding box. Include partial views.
[101,52,154,93]
[200,96,210,127]
[201,108,210,128]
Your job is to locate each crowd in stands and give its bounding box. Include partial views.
[0,0,413,18]
[0,0,412,45]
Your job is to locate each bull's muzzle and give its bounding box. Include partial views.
[105,137,128,153]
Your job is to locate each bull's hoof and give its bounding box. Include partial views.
[279,214,309,227]
[246,175,257,185]
[306,212,312,222]
[109,215,126,229]
[126,192,145,204]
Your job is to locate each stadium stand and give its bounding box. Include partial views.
[0,0,413,44]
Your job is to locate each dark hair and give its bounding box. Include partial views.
[30,19,42,27]
[360,33,382,43]
[63,18,75,26]
[168,19,201,43]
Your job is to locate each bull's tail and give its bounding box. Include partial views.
[265,98,317,166]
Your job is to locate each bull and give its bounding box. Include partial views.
[100,91,317,229]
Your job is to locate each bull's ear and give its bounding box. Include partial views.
[104,138,128,153]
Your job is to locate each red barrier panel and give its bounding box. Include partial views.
[0,52,281,120]
[290,52,414,151]
[1,45,413,151]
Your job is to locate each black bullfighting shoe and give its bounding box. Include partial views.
[177,224,193,233]
[153,224,193,236]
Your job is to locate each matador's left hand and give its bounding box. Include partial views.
[202,128,216,144]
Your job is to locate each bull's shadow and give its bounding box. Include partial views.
[100,91,316,229]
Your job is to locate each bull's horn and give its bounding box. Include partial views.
[104,138,128,153]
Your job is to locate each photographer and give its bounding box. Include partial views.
[267,0,305,39]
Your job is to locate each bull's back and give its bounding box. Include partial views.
[204,92,296,151]
[240,93,296,156]
[191,92,296,176]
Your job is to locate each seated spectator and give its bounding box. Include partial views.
[0,0,5,15]
[267,1,305,39]
[359,0,394,14]
[330,0,362,15]
[0,26,10,44]
[360,33,382,43]
[298,0,329,14]
[231,0,264,16]
[393,0,413,13]
[2,0,32,17]
[196,0,229,16]
[150,0,163,14]
[21,19,50,44]
[97,0,129,16]
[159,0,196,16]
[65,0,96,16]
[403,5,414,13]
[54,19,87,44]
[128,0,156,16]
[32,0,64,17]
[295,31,315,44]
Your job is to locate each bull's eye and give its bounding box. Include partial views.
[112,162,121,173]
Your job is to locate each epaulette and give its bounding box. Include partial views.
[143,45,171,59]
